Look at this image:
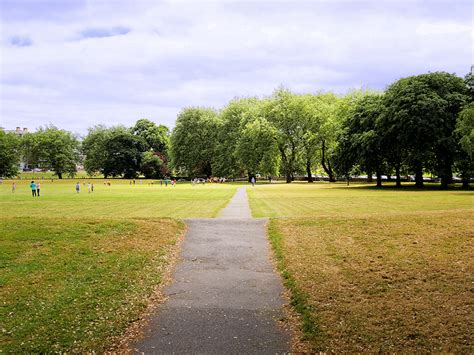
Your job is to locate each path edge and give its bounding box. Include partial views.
[109,221,188,353]
[264,218,314,353]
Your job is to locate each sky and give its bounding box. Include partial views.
[0,0,472,135]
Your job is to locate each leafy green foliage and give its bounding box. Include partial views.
[334,93,385,185]
[381,72,468,187]
[457,102,474,157]
[236,117,280,177]
[212,98,258,177]
[171,107,220,177]
[102,128,146,178]
[131,118,170,156]
[141,151,165,178]
[0,130,20,178]
[26,126,80,179]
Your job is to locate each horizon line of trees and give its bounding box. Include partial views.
[1,71,473,188]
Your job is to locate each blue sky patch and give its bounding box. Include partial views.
[10,35,32,47]
[80,26,130,39]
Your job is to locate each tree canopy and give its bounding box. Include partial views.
[2,70,471,187]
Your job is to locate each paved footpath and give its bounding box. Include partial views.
[134,187,290,354]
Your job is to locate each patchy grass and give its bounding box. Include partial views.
[250,183,474,352]
[0,179,237,351]
[1,179,237,218]
[0,217,184,352]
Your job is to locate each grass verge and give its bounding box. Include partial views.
[0,217,184,352]
[268,222,326,349]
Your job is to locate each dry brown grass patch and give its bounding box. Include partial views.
[274,210,474,352]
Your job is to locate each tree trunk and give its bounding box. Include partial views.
[376,168,382,187]
[57,172,62,179]
[462,177,470,189]
[440,159,453,189]
[306,159,313,183]
[414,161,424,188]
[279,147,292,184]
[321,140,336,182]
[395,164,401,187]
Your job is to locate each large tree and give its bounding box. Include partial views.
[334,93,386,186]
[102,128,145,178]
[319,93,344,182]
[299,93,337,183]
[212,98,258,178]
[31,126,80,179]
[171,107,220,177]
[235,117,280,179]
[0,130,20,178]
[381,72,468,188]
[82,125,109,176]
[83,125,146,178]
[266,89,305,183]
[131,118,170,156]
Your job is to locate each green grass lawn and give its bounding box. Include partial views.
[0,179,237,352]
[1,179,237,219]
[248,182,474,353]
[248,182,473,218]
[2,180,473,352]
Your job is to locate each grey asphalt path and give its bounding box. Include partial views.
[134,187,290,354]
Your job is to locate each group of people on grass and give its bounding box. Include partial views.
[29,181,41,197]
[192,177,227,185]
[76,182,94,193]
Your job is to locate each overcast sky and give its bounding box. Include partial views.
[0,0,472,135]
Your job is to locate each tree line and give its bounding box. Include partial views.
[0,71,472,188]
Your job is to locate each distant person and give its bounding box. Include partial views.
[76,182,80,193]
[30,180,37,197]
[88,182,91,193]
[165,179,168,187]
[251,176,256,187]
[12,182,16,193]
[91,183,94,192]
[36,182,41,197]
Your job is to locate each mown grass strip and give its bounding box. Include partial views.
[268,220,325,350]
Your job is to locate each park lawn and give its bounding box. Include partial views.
[0,179,237,352]
[0,217,185,353]
[1,179,238,218]
[248,182,473,218]
[248,183,474,352]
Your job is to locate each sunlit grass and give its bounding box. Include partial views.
[248,182,473,218]
[248,182,474,352]
[1,179,238,218]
